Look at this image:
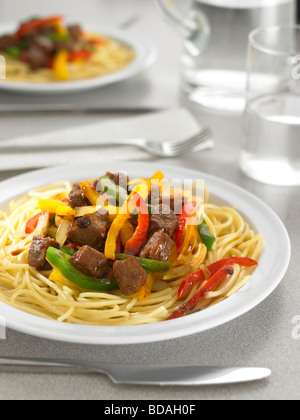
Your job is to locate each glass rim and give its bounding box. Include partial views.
[249,25,300,57]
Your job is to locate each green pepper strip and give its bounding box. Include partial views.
[5,46,22,58]
[46,247,118,292]
[99,176,155,215]
[115,253,173,273]
[197,220,216,252]
[100,177,129,206]
[60,245,76,256]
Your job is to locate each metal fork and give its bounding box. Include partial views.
[0,127,214,158]
[137,127,214,158]
[93,128,214,158]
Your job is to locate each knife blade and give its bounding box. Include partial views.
[0,357,271,386]
[0,105,161,114]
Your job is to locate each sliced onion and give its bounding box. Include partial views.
[5,212,50,256]
[163,243,207,281]
[74,206,98,218]
[56,217,73,246]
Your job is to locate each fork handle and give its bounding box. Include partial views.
[0,137,146,151]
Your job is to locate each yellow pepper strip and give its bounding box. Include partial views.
[151,171,164,182]
[173,223,198,267]
[80,181,100,206]
[52,21,68,36]
[52,192,68,201]
[105,212,129,260]
[39,199,75,217]
[53,50,69,81]
[137,273,156,301]
[105,183,149,261]
[128,172,164,190]
[49,268,79,290]
[120,220,135,246]
[49,267,67,283]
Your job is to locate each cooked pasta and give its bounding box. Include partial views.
[0,16,136,84]
[3,34,136,84]
[0,175,264,326]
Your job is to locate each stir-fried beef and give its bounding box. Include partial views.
[53,40,76,53]
[0,34,17,51]
[25,46,49,69]
[161,194,185,215]
[28,235,59,270]
[0,19,88,71]
[93,172,129,196]
[69,246,109,278]
[67,212,110,250]
[140,229,174,262]
[68,25,82,41]
[147,183,160,207]
[113,256,147,296]
[68,184,90,209]
[32,35,54,54]
[148,204,179,238]
[106,172,129,188]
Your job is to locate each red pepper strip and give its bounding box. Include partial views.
[66,243,78,250]
[175,201,197,252]
[25,211,54,234]
[116,235,122,254]
[124,193,149,256]
[16,15,64,37]
[68,51,93,62]
[177,257,258,299]
[168,262,237,320]
[88,38,106,46]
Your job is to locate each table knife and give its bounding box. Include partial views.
[0,357,271,386]
[0,105,161,114]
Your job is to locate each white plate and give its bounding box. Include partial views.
[0,22,157,94]
[0,162,291,344]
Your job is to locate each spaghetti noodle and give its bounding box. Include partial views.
[3,34,136,84]
[0,176,264,326]
[0,16,136,84]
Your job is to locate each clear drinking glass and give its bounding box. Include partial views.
[240,26,300,186]
[156,0,296,113]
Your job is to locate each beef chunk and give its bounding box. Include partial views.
[68,184,90,209]
[25,46,48,69]
[148,182,160,207]
[69,246,109,278]
[106,172,129,188]
[53,40,76,53]
[93,172,129,197]
[0,35,17,51]
[68,25,82,41]
[67,212,110,250]
[140,230,174,262]
[32,35,54,54]
[28,235,59,270]
[160,194,185,215]
[148,204,179,238]
[113,256,147,296]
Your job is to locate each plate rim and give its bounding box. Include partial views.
[0,22,158,94]
[0,162,292,344]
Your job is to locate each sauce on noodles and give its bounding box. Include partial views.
[0,172,264,326]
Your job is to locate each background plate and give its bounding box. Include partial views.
[0,162,291,344]
[0,22,157,94]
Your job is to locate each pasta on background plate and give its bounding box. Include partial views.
[0,15,135,84]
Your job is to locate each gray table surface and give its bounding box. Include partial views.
[0,0,298,401]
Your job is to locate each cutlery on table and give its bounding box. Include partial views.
[0,105,161,114]
[0,357,271,385]
[0,128,214,158]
